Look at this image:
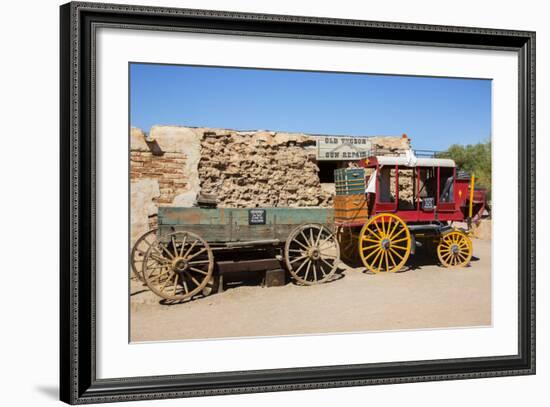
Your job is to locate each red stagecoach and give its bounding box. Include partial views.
[334,153,488,272]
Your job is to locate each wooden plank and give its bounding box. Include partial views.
[158,207,333,226]
[217,258,282,274]
[159,224,300,243]
[334,195,369,223]
[157,207,335,243]
[334,195,367,210]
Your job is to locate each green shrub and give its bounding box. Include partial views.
[445,141,491,199]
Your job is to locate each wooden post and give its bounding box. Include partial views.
[416,167,420,213]
[469,173,475,219]
[395,165,399,212]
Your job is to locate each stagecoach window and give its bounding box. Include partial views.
[378,167,393,202]
[397,168,415,209]
[439,167,455,203]
[418,168,437,210]
[379,167,416,208]
[418,168,436,198]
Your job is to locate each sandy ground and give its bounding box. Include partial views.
[130,238,491,342]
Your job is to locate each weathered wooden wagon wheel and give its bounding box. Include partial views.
[284,224,340,285]
[336,225,361,266]
[358,213,411,273]
[437,231,472,268]
[130,228,158,282]
[142,231,214,301]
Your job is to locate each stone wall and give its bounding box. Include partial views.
[130,125,410,243]
[370,136,412,154]
[199,130,332,208]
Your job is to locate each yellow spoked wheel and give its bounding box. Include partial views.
[437,231,472,268]
[358,213,411,273]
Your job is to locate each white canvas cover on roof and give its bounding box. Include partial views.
[376,150,455,168]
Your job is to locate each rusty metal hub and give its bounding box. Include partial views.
[310,248,321,260]
[306,247,321,260]
[173,258,189,272]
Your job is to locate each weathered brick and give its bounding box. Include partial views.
[170,169,187,175]
[141,172,164,178]
[162,161,184,169]
[162,173,186,180]
[164,152,187,159]
[131,154,152,162]
[150,160,169,168]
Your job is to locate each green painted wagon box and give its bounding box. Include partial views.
[157,207,334,244]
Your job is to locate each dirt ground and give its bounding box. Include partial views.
[130,237,491,342]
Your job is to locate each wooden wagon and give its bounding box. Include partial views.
[131,207,340,301]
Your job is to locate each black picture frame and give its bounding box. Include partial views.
[60,2,536,404]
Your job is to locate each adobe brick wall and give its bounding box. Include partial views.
[130,126,202,244]
[130,150,189,204]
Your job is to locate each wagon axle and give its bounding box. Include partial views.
[173,258,189,272]
[307,247,321,260]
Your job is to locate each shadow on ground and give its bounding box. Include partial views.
[35,385,58,400]
[133,248,482,306]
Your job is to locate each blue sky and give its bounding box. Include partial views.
[130,63,491,151]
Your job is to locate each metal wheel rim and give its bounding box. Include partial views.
[358,213,411,273]
[142,231,214,300]
[130,228,158,282]
[437,231,472,268]
[284,224,340,285]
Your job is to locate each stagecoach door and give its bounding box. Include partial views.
[438,167,456,212]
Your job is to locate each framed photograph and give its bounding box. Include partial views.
[60,1,535,404]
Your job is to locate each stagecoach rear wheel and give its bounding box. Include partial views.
[130,228,158,282]
[437,231,472,268]
[358,213,411,273]
[284,224,340,285]
[142,231,214,301]
[336,225,361,266]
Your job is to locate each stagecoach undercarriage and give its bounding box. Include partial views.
[337,219,473,273]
